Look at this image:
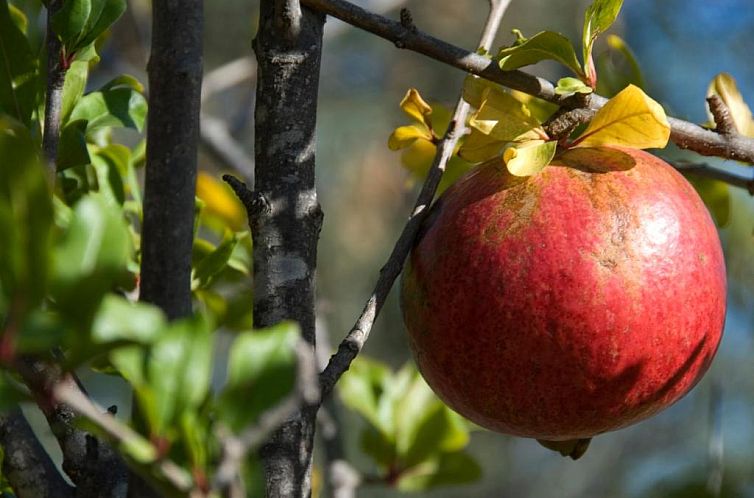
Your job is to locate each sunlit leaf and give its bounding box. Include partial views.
[399,138,436,178]
[555,77,593,97]
[70,87,147,136]
[469,87,545,142]
[192,233,239,289]
[147,315,213,434]
[76,0,126,49]
[61,61,89,124]
[458,128,506,163]
[388,124,432,150]
[707,73,754,137]
[400,88,432,126]
[8,4,27,33]
[504,140,557,177]
[0,1,38,125]
[582,0,624,86]
[338,357,392,433]
[196,171,246,230]
[510,90,559,122]
[574,84,670,149]
[92,295,166,344]
[498,30,583,76]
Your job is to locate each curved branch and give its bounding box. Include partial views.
[319,0,512,397]
[300,0,754,165]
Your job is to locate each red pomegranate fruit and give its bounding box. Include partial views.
[401,147,726,442]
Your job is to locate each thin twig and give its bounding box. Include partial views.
[300,0,754,165]
[319,0,512,397]
[53,381,194,495]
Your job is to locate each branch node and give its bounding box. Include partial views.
[399,8,417,33]
[223,174,271,227]
[707,95,736,135]
[542,107,591,141]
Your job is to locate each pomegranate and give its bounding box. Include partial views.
[401,147,726,442]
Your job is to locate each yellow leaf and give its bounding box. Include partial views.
[195,171,246,230]
[469,87,546,142]
[707,73,754,137]
[503,140,557,177]
[462,75,493,108]
[510,90,559,122]
[400,88,433,126]
[388,124,433,151]
[400,139,437,177]
[574,84,670,149]
[458,128,506,163]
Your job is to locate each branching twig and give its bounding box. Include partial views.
[276,0,303,42]
[0,409,74,498]
[212,340,320,497]
[300,0,754,165]
[319,0,513,397]
[707,95,736,135]
[53,381,194,496]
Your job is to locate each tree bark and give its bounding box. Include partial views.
[252,2,325,496]
[135,0,204,496]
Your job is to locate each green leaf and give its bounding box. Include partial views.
[684,174,731,227]
[52,193,133,325]
[468,86,545,142]
[119,434,158,464]
[555,77,593,97]
[147,315,213,434]
[0,1,38,125]
[337,357,392,434]
[397,452,482,491]
[503,140,557,177]
[192,234,239,289]
[8,4,28,33]
[61,60,89,124]
[218,322,300,432]
[582,0,624,85]
[76,0,126,50]
[595,34,645,97]
[458,128,506,163]
[395,375,469,468]
[90,144,128,206]
[101,73,144,93]
[498,30,583,77]
[359,426,396,468]
[0,117,52,315]
[92,295,167,344]
[69,87,147,136]
[57,119,91,170]
[51,0,92,47]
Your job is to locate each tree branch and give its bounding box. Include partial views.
[251,1,325,496]
[15,358,128,498]
[212,340,319,497]
[42,0,66,181]
[0,409,74,498]
[53,381,194,497]
[300,0,754,165]
[319,0,512,397]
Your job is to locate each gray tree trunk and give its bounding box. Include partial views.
[252,2,325,496]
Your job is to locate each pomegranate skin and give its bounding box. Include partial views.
[401,148,726,441]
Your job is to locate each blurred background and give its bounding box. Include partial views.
[26,0,754,496]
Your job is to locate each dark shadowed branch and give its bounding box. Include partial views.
[300,0,754,166]
[41,0,66,180]
[674,162,754,195]
[0,409,74,498]
[319,0,513,397]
